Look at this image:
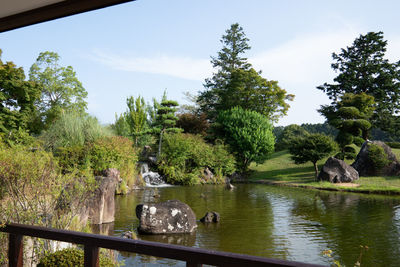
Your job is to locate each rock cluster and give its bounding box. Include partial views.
[318,157,359,183]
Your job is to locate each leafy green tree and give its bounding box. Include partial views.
[289,133,338,178]
[29,51,88,129]
[317,32,400,134]
[275,124,309,151]
[198,23,294,122]
[112,113,130,137]
[125,96,148,146]
[217,107,275,171]
[0,49,40,135]
[319,93,375,159]
[153,92,182,157]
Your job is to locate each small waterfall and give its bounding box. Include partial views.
[139,162,170,187]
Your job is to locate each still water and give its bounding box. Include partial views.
[112,184,400,266]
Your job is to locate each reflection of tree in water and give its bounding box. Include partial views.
[289,191,400,267]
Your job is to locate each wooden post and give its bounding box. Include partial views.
[84,245,99,267]
[8,234,23,267]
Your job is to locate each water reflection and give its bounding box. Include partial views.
[114,184,400,266]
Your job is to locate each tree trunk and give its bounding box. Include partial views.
[157,129,164,159]
[313,162,319,180]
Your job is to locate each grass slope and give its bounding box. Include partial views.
[249,149,400,195]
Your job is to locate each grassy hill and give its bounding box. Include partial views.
[248,149,400,195]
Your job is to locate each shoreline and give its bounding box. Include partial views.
[234,179,400,196]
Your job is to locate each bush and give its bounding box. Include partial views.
[0,147,93,265]
[158,133,236,185]
[41,112,111,151]
[368,143,390,171]
[38,248,114,267]
[56,136,139,188]
[386,141,400,149]
[217,107,275,171]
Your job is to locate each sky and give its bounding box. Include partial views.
[1,0,400,126]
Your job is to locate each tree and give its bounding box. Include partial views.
[289,134,337,178]
[317,32,400,134]
[275,124,309,151]
[125,96,148,146]
[319,93,375,159]
[29,51,88,129]
[198,23,294,122]
[217,107,275,171]
[153,92,182,157]
[0,49,40,135]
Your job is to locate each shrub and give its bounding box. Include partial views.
[0,147,93,265]
[41,111,111,151]
[158,133,236,185]
[88,136,138,187]
[386,141,400,149]
[216,107,275,171]
[37,248,114,267]
[368,143,390,171]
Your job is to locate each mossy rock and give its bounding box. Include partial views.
[38,248,115,267]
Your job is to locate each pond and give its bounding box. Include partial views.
[111,184,400,266]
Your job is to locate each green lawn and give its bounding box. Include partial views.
[248,149,400,195]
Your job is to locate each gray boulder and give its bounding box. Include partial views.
[86,168,121,224]
[318,157,359,183]
[136,200,197,234]
[200,211,220,223]
[352,140,400,176]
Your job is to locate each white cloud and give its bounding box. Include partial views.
[89,50,212,81]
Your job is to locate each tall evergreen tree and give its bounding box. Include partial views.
[317,32,400,134]
[154,92,182,157]
[198,23,293,122]
[126,96,148,146]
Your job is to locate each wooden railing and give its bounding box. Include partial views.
[1,223,326,267]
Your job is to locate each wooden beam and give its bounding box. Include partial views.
[8,234,23,267]
[0,0,136,33]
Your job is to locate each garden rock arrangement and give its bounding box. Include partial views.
[136,200,197,234]
[352,141,400,176]
[87,168,121,224]
[200,211,220,223]
[318,157,359,183]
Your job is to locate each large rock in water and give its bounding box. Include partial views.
[136,200,197,234]
[318,157,359,183]
[86,168,121,224]
[352,141,400,176]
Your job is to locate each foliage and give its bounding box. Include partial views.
[0,147,94,265]
[57,136,139,188]
[153,92,182,157]
[319,93,375,159]
[288,133,338,178]
[217,107,275,171]
[37,248,114,267]
[367,143,390,172]
[0,49,41,135]
[112,113,130,137]
[125,95,149,145]
[176,112,210,136]
[158,133,235,185]
[29,51,88,129]
[274,124,309,151]
[317,31,400,134]
[300,122,338,137]
[41,111,111,151]
[385,142,400,149]
[198,23,294,122]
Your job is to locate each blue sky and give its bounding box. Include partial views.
[1,0,400,126]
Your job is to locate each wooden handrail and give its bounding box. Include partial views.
[1,223,326,267]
